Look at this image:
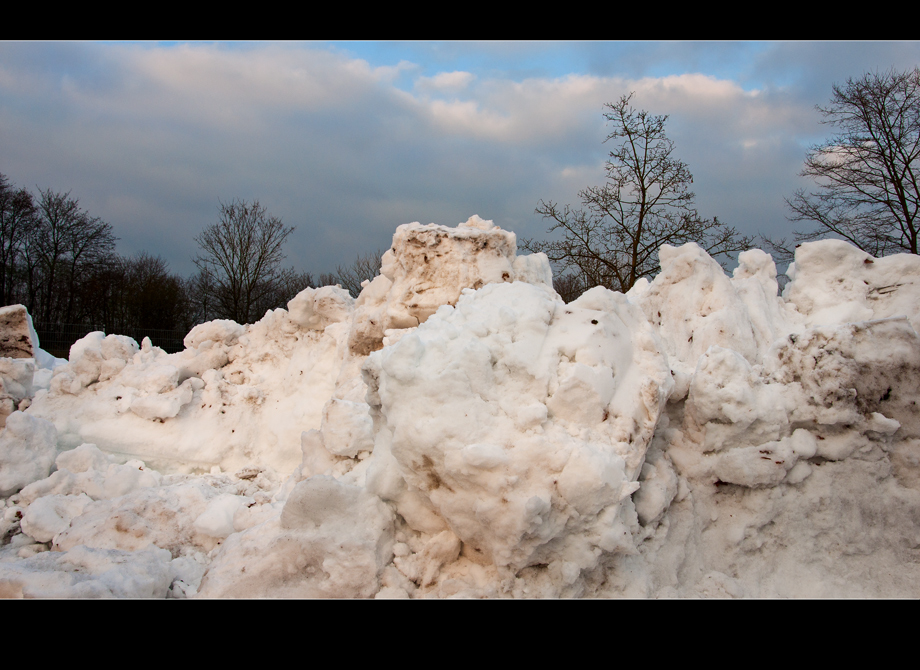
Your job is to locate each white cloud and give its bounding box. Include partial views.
[46,43,405,134]
[370,59,419,83]
[416,70,476,92]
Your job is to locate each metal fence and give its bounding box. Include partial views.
[31,323,187,359]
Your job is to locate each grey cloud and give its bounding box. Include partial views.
[3,41,915,283]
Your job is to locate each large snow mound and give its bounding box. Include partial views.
[2,217,920,598]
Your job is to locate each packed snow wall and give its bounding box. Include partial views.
[2,217,920,598]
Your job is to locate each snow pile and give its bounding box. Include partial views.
[24,303,350,475]
[2,215,920,598]
[362,281,671,578]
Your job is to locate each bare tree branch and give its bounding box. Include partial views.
[333,249,384,298]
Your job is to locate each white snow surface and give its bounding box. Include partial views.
[2,215,920,598]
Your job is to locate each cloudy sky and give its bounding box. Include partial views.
[2,41,918,279]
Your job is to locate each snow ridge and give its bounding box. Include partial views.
[2,216,920,598]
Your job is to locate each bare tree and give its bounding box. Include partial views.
[0,174,36,306]
[317,272,339,288]
[781,67,920,257]
[26,188,117,323]
[78,252,188,334]
[122,253,188,331]
[334,249,384,297]
[552,272,589,304]
[524,93,753,293]
[193,199,296,324]
[185,268,219,326]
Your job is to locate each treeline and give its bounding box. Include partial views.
[0,173,380,339]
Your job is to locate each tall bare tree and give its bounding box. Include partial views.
[0,174,36,306]
[782,67,920,258]
[26,188,116,323]
[193,199,296,324]
[525,93,752,294]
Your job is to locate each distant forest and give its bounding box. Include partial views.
[0,172,380,352]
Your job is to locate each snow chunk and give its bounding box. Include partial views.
[766,317,920,437]
[51,332,140,394]
[363,281,671,573]
[0,412,57,497]
[0,357,35,426]
[784,239,920,332]
[56,443,112,474]
[684,346,792,452]
[348,217,549,355]
[183,320,245,350]
[129,378,199,421]
[732,249,799,356]
[21,493,93,543]
[0,545,176,598]
[198,477,395,598]
[319,398,374,458]
[193,493,251,540]
[632,243,759,371]
[0,304,35,359]
[287,285,355,331]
